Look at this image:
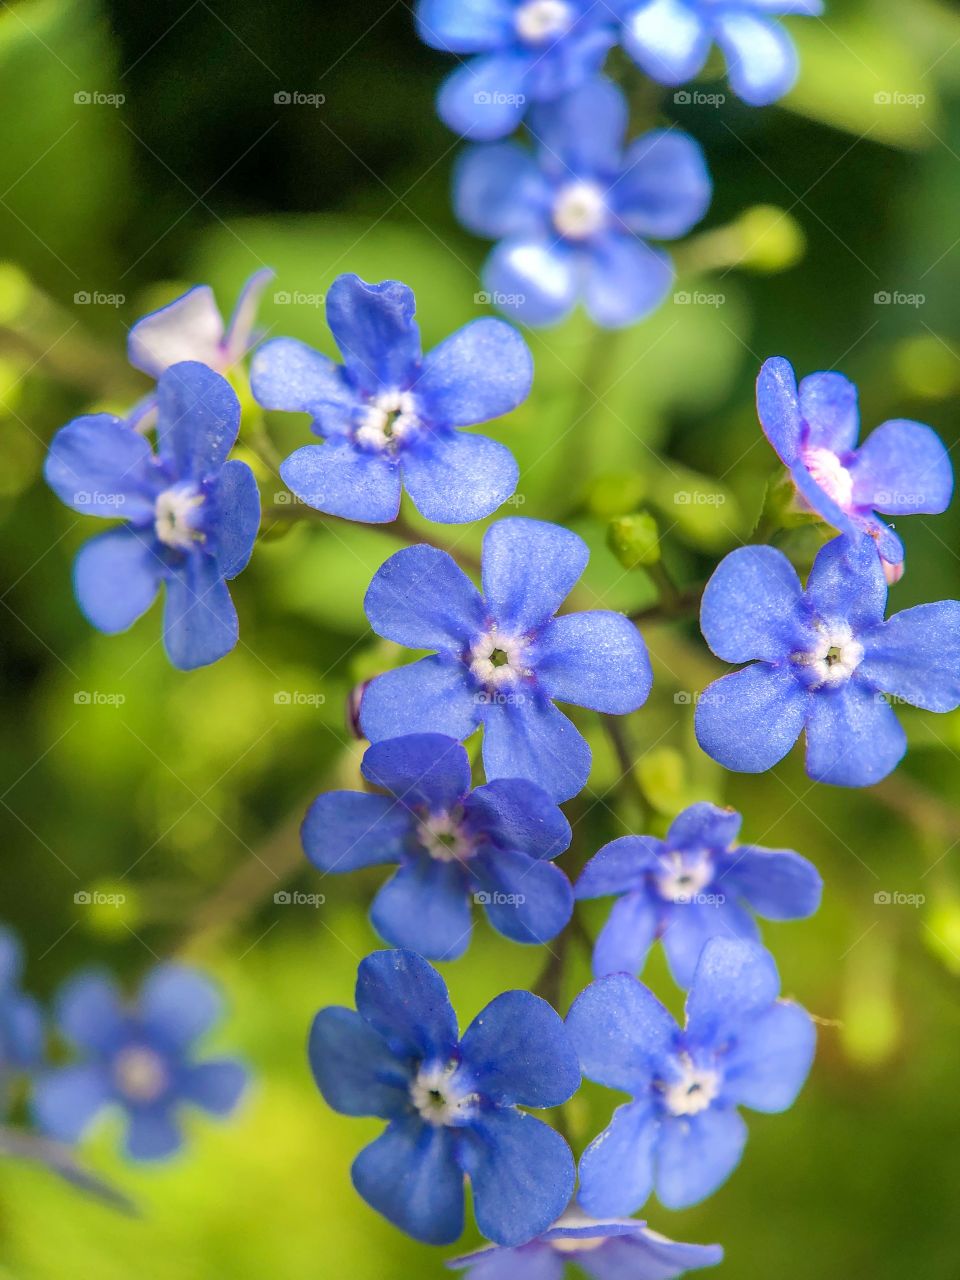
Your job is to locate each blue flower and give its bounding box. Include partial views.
[416,1,617,140]
[618,0,823,106]
[567,936,815,1214]
[310,949,580,1246]
[360,517,653,802]
[251,273,531,524]
[576,802,822,987]
[44,361,260,670]
[455,78,711,328]
[0,928,44,1081]
[32,964,247,1161]
[758,357,953,565]
[695,534,960,786]
[303,734,573,959]
[449,1206,722,1279]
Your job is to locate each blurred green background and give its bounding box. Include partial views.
[2,0,960,1275]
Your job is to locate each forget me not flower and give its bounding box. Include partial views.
[44,361,260,670]
[455,78,711,328]
[32,964,247,1161]
[303,733,573,959]
[576,802,822,986]
[618,0,823,106]
[360,517,653,802]
[0,928,44,1083]
[449,1206,723,1279]
[310,949,580,1246]
[695,534,960,786]
[567,936,815,1214]
[251,273,532,523]
[758,357,953,565]
[416,1,617,140]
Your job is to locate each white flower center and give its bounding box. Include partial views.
[515,0,573,43]
[154,483,204,549]
[410,1062,478,1127]
[469,630,529,689]
[417,812,472,863]
[793,622,864,689]
[113,1045,168,1103]
[656,851,714,904]
[553,181,607,240]
[355,389,418,451]
[663,1054,720,1117]
[801,445,855,511]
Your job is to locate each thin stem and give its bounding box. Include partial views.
[630,581,704,624]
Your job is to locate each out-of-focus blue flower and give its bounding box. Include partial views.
[310,949,580,1246]
[618,0,823,106]
[576,802,822,987]
[44,361,260,670]
[567,937,815,1214]
[360,517,652,802]
[695,535,960,786]
[251,273,531,524]
[32,964,247,1161]
[0,928,44,1081]
[449,1206,723,1279]
[455,78,711,328]
[758,357,953,565]
[416,1,617,140]
[303,734,573,959]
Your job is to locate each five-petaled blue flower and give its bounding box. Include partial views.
[0,927,44,1084]
[303,734,573,959]
[32,964,247,1161]
[455,78,711,328]
[619,0,823,106]
[310,949,580,1246]
[758,357,953,566]
[576,802,822,987]
[449,1205,723,1279]
[44,361,260,670]
[416,0,617,140]
[251,273,532,524]
[567,936,815,1214]
[695,534,960,786]
[360,517,653,802]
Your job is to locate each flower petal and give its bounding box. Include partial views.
[250,337,355,423]
[695,665,807,773]
[360,657,482,744]
[713,12,798,106]
[566,974,677,1094]
[326,274,421,394]
[437,54,531,141]
[700,545,804,663]
[355,949,459,1062]
[140,965,222,1048]
[180,1060,247,1115]
[459,989,579,1107]
[214,459,260,579]
[723,1001,815,1113]
[31,1065,110,1142]
[44,415,158,520]
[798,371,860,453]
[577,836,663,899]
[128,285,225,377]
[155,361,240,478]
[661,899,759,989]
[417,318,533,428]
[280,441,402,523]
[125,1109,182,1161]
[667,803,742,851]
[302,790,411,873]
[579,1230,724,1280]
[54,972,125,1053]
[860,601,960,712]
[365,545,486,649]
[464,778,571,860]
[309,1005,411,1117]
[402,431,519,524]
[592,891,660,979]
[804,681,906,786]
[621,0,711,84]
[370,859,473,960]
[804,533,887,632]
[74,528,162,634]
[577,1099,659,1218]
[453,142,551,240]
[481,696,591,803]
[482,518,588,633]
[449,1242,564,1280]
[482,239,580,328]
[361,733,471,811]
[684,937,780,1044]
[472,847,574,945]
[530,611,652,713]
[614,131,712,239]
[584,236,674,329]
[721,846,823,920]
[352,1115,464,1245]
[415,0,515,53]
[655,1107,747,1208]
[756,356,801,465]
[222,268,274,364]
[460,1108,575,1247]
[530,77,627,175]
[162,554,238,671]
[850,419,953,515]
